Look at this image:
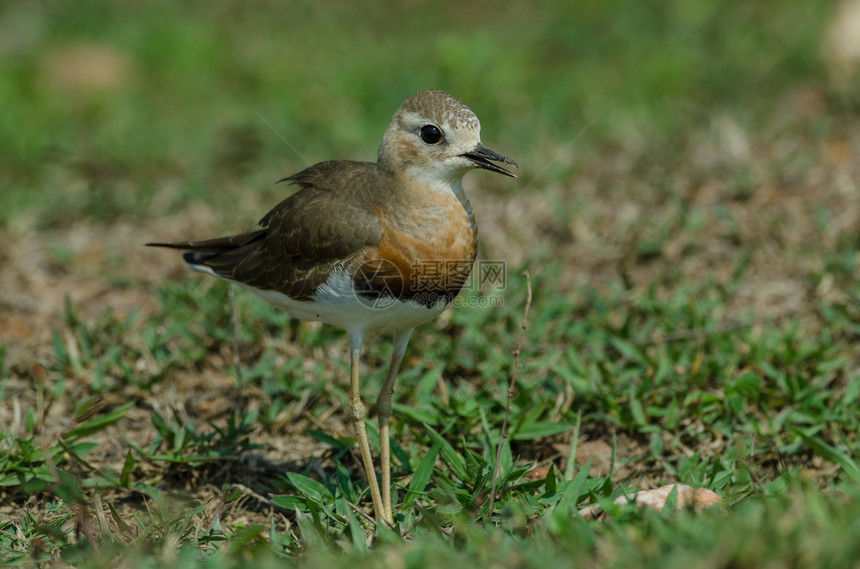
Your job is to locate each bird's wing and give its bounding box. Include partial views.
[148,161,382,300]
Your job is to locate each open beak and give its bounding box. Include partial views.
[462,144,518,178]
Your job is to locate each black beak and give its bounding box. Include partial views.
[462,144,518,178]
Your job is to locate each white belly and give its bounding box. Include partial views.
[191,264,449,336]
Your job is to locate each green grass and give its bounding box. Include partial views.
[3,0,860,567]
[0,0,838,224]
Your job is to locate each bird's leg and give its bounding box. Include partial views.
[348,335,389,526]
[376,328,413,523]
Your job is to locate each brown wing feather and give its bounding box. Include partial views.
[147,161,383,300]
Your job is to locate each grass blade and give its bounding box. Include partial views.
[403,442,440,510]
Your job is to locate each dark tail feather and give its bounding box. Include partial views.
[147,230,269,283]
[146,230,266,255]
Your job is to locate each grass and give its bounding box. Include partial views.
[2,0,860,566]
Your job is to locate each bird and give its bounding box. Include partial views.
[147,90,517,526]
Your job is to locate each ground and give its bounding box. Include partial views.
[1,2,860,567]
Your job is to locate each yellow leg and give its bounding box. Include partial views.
[376,329,413,523]
[347,335,390,526]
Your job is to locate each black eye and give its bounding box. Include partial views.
[420,124,442,144]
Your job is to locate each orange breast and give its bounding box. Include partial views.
[354,196,477,306]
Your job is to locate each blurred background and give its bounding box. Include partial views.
[3,0,859,412]
[1,0,858,393]
[2,0,860,553]
[2,0,857,351]
[2,0,855,314]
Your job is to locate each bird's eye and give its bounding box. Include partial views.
[420,124,443,144]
